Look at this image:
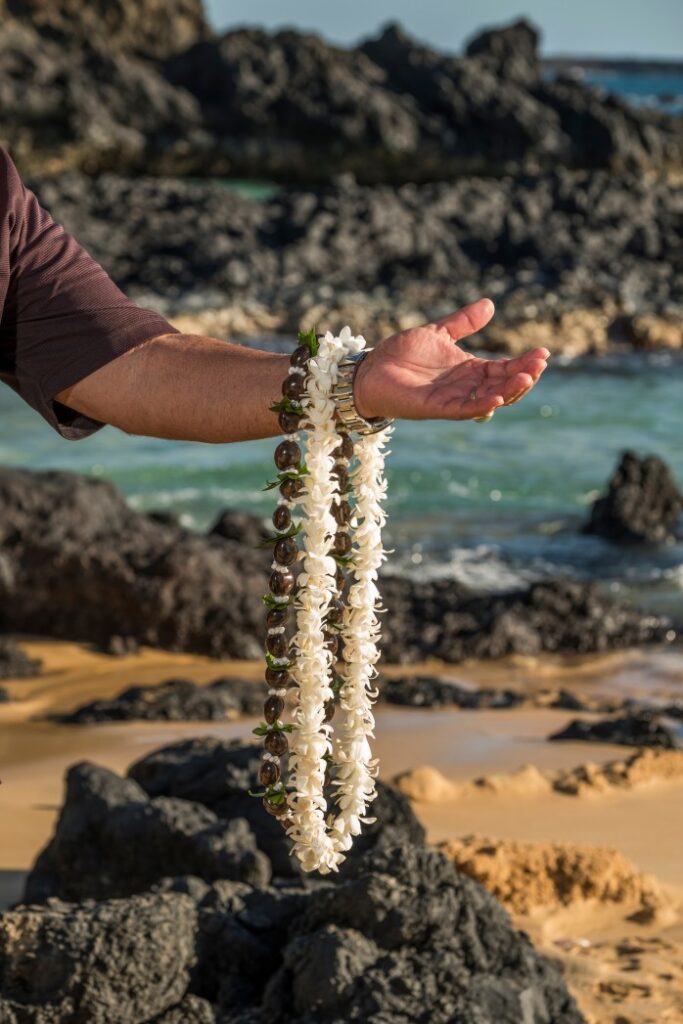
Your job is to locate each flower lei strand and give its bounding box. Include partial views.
[251,326,392,874]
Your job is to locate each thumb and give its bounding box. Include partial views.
[434,298,495,343]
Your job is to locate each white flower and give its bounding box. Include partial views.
[279,328,391,874]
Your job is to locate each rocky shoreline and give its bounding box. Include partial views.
[0,738,585,1024]
[0,465,677,665]
[2,7,680,182]
[28,166,683,355]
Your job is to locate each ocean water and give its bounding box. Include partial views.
[2,349,682,616]
[583,69,683,113]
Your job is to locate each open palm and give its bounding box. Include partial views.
[354,299,549,422]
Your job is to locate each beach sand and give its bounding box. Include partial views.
[2,637,683,1023]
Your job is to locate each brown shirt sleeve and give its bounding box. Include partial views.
[0,148,179,439]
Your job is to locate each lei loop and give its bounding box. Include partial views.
[252,326,392,874]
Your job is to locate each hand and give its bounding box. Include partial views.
[354,299,549,422]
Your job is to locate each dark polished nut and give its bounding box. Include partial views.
[279,410,302,434]
[280,477,304,500]
[265,730,289,756]
[274,440,301,471]
[263,796,289,817]
[266,607,288,628]
[266,632,288,658]
[324,632,339,655]
[273,505,292,531]
[332,532,352,557]
[274,536,298,565]
[264,694,285,723]
[333,434,354,460]
[326,598,344,624]
[332,464,349,490]
[265,667,289,687]
[270,570,295,596]
[332,500,352,526]
[335,566,345,590]
[259,760,280,786]
[282,375,305,400]
[290,345,310,368]
[324,700,336,722]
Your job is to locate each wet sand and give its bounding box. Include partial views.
[2,637,683,1023]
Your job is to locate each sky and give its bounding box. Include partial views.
[205,0,683,60]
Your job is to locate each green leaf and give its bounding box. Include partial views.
[257,524,302,548]
[262,467,308,492]
[262,593,294,610]
[265,790,287,806]
[270,397,304,415]
[248,788,267,798]
[265,651,294,671]
[252,724,269,736]
[333,554,355,567]
[297,327,319,357]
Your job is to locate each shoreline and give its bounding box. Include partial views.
[2,638,683,1022]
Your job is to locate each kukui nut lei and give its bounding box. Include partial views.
[251,327,392,874]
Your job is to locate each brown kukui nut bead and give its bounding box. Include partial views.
[333,434,354,460]
[272,505,292,531]
[266,606,288,628]
[332,464,349,490]
[264,694,285,723]
[335,566,345,590]
[270,570,295,596]
[290,345,310,368]
[280,477,304,500]
[266,633,288,658]
[332,500,352,526]
[263,796,289,818]
[278,410,302,434]
[324,700,336,722]
[324,632,339,655]
[274,536,298,565]
[282,375,305,400]
[326,598,344,624]
[265,730,289,756]
[274,440,301,471]
[259,760,280,786]
[265,667,289,687]
[332,532,352,557]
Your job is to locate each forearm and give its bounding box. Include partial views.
[56,334,289,442]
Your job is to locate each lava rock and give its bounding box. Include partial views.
[27,168,683,343]
[379,576,675,664]
[584,451,683,544]
[549,710,683,749]
[379,674,524,708]
[54,676,262,724]
[0,467,267,658]
[7,0,209,60]
[0,637,42,679]
[0,9,679,178]
[12,753,586,1023]
[25,760,271,902]
[0,891,199,1024]
[127,738,426,880]
[0,467,678,664]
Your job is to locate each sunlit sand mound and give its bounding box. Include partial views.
[440,836,668,922]
[393,749,683,804]
[392,763,552,803]
[554,748,683,795]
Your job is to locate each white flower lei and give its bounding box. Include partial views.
[284,328,392,874]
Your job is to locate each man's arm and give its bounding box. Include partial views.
[56,299,550,442]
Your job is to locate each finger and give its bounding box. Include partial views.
[502,372,534,404]
[434,298,495,343]
[443,392,505,421]
[504,349,549,377]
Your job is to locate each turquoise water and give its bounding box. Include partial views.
[1,349,682,613]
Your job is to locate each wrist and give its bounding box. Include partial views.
[352,349,381,420]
